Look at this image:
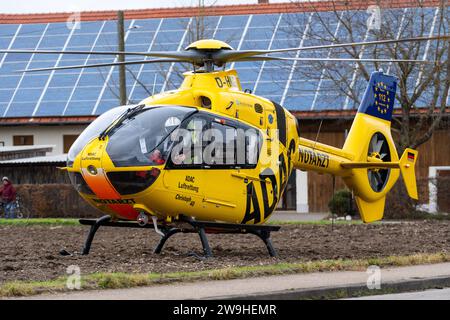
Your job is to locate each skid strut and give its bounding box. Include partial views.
[79,216,280,257]
[81,215,111,255]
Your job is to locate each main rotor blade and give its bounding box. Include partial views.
[17,58,188,73]
[217,35,450,62]
[16,55,435,73]
[235,56,436,64]
[268,35,450,54]
[0,49,202,61]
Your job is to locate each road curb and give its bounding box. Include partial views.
[209,275,450,300]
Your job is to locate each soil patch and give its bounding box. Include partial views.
[1,221,449,283]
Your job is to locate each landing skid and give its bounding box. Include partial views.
[78,215,281,257]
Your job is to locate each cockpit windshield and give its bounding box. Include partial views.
[67,105,129,167]
[106,106,196,167]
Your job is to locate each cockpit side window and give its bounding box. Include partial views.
[167,112,262,169]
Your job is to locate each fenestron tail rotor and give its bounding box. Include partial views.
[367,133,391,193]
[0,36,448,73]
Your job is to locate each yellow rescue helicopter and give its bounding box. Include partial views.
[2,37,443,257]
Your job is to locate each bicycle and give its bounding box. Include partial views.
[0,196,31,219]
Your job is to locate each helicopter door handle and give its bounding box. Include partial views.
[231,173,268,183]
[203,198,236,208]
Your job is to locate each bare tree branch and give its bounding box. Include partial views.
[287,0,449,151]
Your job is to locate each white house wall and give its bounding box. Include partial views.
[0,125,87,155]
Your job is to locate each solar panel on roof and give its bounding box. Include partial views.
[0,7,443,117]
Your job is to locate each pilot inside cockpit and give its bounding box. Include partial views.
[106,106,194,167]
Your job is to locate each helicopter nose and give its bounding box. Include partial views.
[79,139,139,220]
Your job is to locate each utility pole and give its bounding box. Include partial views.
[117,10,127,105]
[197,0,204,40]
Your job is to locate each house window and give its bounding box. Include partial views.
[63,135,79,153]
[13,135,33,146]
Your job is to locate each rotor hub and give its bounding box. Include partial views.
[185,39,234,51]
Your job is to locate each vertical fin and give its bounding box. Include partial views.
[357,71,397,121]
[355,196,386,223]
[399,148,419,200]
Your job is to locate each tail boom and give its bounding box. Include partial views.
[292,71,419,222]
[294,137,354,176]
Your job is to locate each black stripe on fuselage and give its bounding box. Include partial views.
[272,101,287,147]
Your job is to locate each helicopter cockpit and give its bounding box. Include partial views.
[67,105,196,168]
[66,105,196,196]
[105,106,196,167]
[67,102,264,201]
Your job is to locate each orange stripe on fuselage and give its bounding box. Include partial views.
[82,168,138,220]
[80,140,138,220]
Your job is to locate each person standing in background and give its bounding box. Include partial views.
[0,177,16,219]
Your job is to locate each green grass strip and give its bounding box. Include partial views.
[0,218,80,226]
[1,252,449,298]
[267,219,366,225]
[0,218,365,226]
[1,214,448,227]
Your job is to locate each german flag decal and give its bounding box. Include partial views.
[407,152,415,162]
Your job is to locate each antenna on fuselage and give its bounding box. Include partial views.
[313,119,324,151]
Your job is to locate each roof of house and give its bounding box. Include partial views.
[0,116,96,126]
[0,0,443,125]
[0,145,55,153]
[0,153,66,165]
[0,1,440,24]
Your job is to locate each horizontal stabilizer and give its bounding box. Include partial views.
[341,162,400,169]
[341,148,418,201]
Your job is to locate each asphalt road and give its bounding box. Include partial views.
[351,288,450,300]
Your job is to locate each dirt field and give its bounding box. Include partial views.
[1,221,449,283]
